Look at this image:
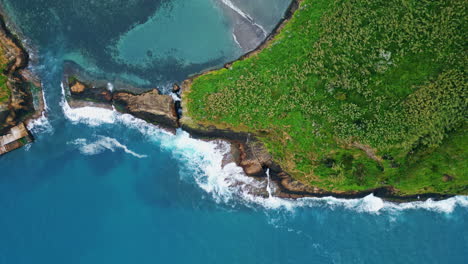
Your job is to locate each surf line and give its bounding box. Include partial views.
[219,0,267,36]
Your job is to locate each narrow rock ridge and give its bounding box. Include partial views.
[65,77,179,131]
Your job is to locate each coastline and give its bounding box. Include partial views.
[0,13,45,155]
[59,0,460,203]
[62,63,179,133]
[178,0,462,202]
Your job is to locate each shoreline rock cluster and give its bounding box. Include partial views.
[66,77,179,130]
[179,0,456,202]
[61,0,456,203]
[1,1,457,202]
[0,14,44,155]
[66,73,454,202]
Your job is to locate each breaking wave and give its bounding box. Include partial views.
[60,82,116,126]
[27,83,53,135]
[220,0,267,35]
[59,82,468,214]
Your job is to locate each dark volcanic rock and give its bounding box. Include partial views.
[69,80,113,104]
[172,83,181,93]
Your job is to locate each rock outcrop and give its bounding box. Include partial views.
[236,141,271,176]
[66,76,178,130]
[69,79,113,104]
[0,14,43,155]
[59,0,454,202]
[113,89,178,128]
[0,15,36,134]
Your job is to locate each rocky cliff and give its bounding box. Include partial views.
[0,14,43,155]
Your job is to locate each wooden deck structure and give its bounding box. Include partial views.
[0,123,33,155]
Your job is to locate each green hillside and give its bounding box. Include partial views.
[184,0,467,195]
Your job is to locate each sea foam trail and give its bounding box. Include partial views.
[59,83,468,214]
[220,0,267,35]
[70,136,147,158]
[27,82,53,134]
[232,33,241,48]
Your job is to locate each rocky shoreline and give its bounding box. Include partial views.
[179,0,457,203]
[0,14,44,155]
[2,0,457,202]
[181,121,455,203]
[64,68,179,132]
[61,0,457,203]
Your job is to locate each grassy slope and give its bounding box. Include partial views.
[0,45,9,104]
[184,0,467,195]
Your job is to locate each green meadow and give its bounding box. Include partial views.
[184,0,467,195]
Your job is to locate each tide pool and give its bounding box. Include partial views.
[0,0,467,263]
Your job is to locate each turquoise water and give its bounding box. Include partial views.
[113,0,240,68]
[1,0,468,263]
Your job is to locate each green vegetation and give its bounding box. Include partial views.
[184,0,467,195]
[0,46,10,104]
[67,75,78,84]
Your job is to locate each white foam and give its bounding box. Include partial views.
[107,82,114,92]
[382,195,468,214]
[62,104,116,126]
[27,82,53,134]
[160,132,256,204]
[232,32,241,48]
[157,129,468,213]
[220,0,253,21]
[70,136,147,158]
[60,82,117,126]
[27,113,53,135]
[171,92,181,102]
[41,83,49,111]
[266,169,273,198]
[220,0,267,35]
[292,194,468,214]
[58,82,468,214]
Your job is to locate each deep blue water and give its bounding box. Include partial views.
[0,1,467,263]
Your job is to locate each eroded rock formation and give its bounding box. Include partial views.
[66,76,178,129]
[113,90,178,128]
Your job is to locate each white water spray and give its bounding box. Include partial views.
[27,82,53,134]
[266,169,273,198]
[58,82,468,214]
[107,82,114,92]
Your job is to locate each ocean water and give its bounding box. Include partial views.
[0,1,467,263]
